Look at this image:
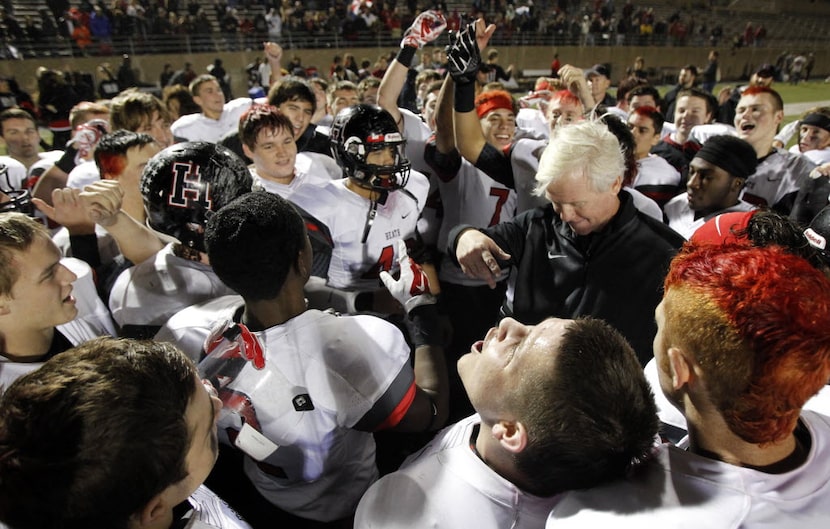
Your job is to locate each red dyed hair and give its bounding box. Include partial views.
[629,105,665,135]
[664,243,830,444]
[740,85,784,112]
[97,151,127,180]
[550,89,581,108]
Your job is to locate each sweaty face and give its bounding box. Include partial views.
[1,117,40,160]
[799,124,830,153]
[628,113,660,159]
[193,80,225,118]
[329,89,360,119]
[545,171,622,236]
[734,93,783,148]
[686,156,742,213]
[136,110,174,148]
[481,108,516,150]
[459,317,570,420]
[278,98,314,139]
[674,95,711,138]
[2,236,78,332]
[245,126,297,182]
[547,98,583,131]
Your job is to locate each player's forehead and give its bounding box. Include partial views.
[256,125,294,143]
[1,117,36,132]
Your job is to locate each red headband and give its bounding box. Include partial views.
[475,91,514,119]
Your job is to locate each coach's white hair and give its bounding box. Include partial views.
[534,119,625,196]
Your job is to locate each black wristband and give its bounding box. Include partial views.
[407,303,444,348]
[55,146,79,174]
[454,81,476,113]
[396,45,417,69]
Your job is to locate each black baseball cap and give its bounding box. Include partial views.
[755,64,775,78]
[585,64,611,79]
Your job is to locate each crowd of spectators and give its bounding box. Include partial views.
[0,0,817,59]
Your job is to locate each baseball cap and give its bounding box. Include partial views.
[755,64,775,78]
[585,64,610,79]
[690,210,757,245]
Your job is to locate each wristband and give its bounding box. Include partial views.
[454,81,476,113]
[396,45,417,69]
[55,145,80,174]
[407,303,444,348]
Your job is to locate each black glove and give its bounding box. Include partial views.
[445,22,480,85]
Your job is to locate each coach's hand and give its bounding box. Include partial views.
[455,228,511,289]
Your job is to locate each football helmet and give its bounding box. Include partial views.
[330,104,411,193]
[0,162,33,215]
[140,142,253,254]
[806,205,830,266]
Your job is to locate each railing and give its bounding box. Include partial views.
[2,25,828,61]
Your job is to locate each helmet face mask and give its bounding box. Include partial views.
[0,163,33,216]
[140,142,252,254]
[331,104,411,193]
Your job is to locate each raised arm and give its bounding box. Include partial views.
[263,41,284,87]
[78,180,165,264]
[378,10,447,132]
[379,240,449,431]
[446,18,496,164]
[557,64,595,109]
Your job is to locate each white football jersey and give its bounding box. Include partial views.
[356,414,562,529]
[109,243,235,328]
[437,157,517,286]
[195,308,415,522]
[171,98,253,143]
[549,411,830,529]
[293,171,429,291]
[741,148,814,210]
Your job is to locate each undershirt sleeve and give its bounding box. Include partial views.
[474,142,515,189]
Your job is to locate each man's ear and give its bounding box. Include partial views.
[241,143,254,161]
[492,420,528,455]
[609,174,623,195]
[0,295,11,316]
[730,176,746,192]
[667,346,693,390]
[133,493,169,529]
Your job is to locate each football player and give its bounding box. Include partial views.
[107,142,252,337]
[291,104,430,313]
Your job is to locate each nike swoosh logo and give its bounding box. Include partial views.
[547,252,568,259]
[410,272,426,295]
[401,211,412,219]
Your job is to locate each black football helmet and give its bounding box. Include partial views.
[140,142,253,254]
[330,104,411,193]
[0,162,33,215]
[806,205,830,266]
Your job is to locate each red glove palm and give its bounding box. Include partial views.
[401,10,447,49]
